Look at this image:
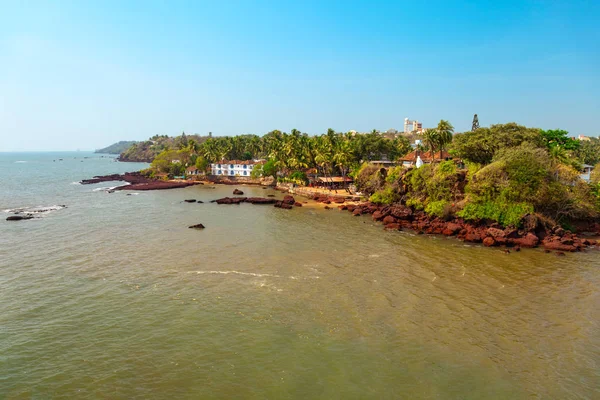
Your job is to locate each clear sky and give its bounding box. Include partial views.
[1,0,598,151]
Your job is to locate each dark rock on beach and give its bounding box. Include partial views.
[246,197,277,204]
[189,224,205,229]
[184,199,196,203]
[282,195,296,205]
[233,189,244,195]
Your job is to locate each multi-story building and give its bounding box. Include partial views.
[210,160,264,177]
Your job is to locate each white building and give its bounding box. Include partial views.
[580,164,594,183]
[210,160,263,177]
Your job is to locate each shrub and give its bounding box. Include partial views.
[355,163,385,195]
[288,171,309,185]
[369,187,399,205]
[425,200,452,219]
[457,200,534,227]
[385,166,403,184]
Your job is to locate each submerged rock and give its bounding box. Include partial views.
[189,224,205,229]
[7,215,34,221]
[184,199,197,203]
[233,189,244,195]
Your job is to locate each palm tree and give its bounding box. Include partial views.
[333,138,353,188]
[423,129,439,161]
[436,120,454,160]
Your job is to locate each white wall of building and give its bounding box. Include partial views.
[210,162,255,176]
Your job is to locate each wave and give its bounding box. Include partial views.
[188,270,320,280]
[14,161,27,163]
[4,205,67,215]
[92,182,130,192]
[189,270,282,278]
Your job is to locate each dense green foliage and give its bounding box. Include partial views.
[450,123,543,165]
[95,141,137,154]
[354,122,600,227]
[575,138,600,165]
[141,129,413,180]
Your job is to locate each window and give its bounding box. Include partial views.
[243,165,247,169]
[218,170,222,175]
[244,171,247,176]
[230,164,234,169]
[230,171,234,175]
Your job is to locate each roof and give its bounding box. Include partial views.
[186,166,198,172]
[399,150,452,162]
[214,159,262,165]
[316,176,353,183]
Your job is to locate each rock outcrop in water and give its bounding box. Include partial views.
[338,202,598,254]
[81,172,199,191]
[233,189,244,195]
[189,223,205,229]
[6,215,34,221]
[212,196,295,209]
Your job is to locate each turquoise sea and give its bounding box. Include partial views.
[1,152,599,399]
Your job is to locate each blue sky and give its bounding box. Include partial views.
[1,0,598,151]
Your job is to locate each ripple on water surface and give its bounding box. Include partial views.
[1,165,599,399]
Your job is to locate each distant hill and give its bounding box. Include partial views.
[118,134,210,162]
[95,141,138,154]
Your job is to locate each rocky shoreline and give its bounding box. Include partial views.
[81,173,598,254]
[80,172,200,191]
[336,201,598,254]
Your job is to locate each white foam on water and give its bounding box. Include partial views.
[92,186,119,192]
[14,161,27,163]
[71,182,81,185]
[189,270,282,278]
[188,270,320,280]
[4,205,66,216]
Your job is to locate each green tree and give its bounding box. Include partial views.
[423,129,439,158]
[450,123,544,165]
[435,120,454,160]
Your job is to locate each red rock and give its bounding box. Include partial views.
[282,195,295,205]
[483,237,496,247]
[233,189,244,195]
[384,223,401,230]
[390,205,413,220]
[464,233,482,243]
[372,211,384,221]
[486,228,505,238]
[294,202,303,207]
[442,222,462,236]
[510,233,539,248]
[543,240,577,252]
[382,215,397,225]
[352,209,362,216]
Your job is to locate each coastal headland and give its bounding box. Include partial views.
[81,171,600,254]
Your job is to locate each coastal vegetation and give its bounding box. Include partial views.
[119,121,599,231]
[135,128,413,180]
[95,141,137,154]
[358,123,599,229]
